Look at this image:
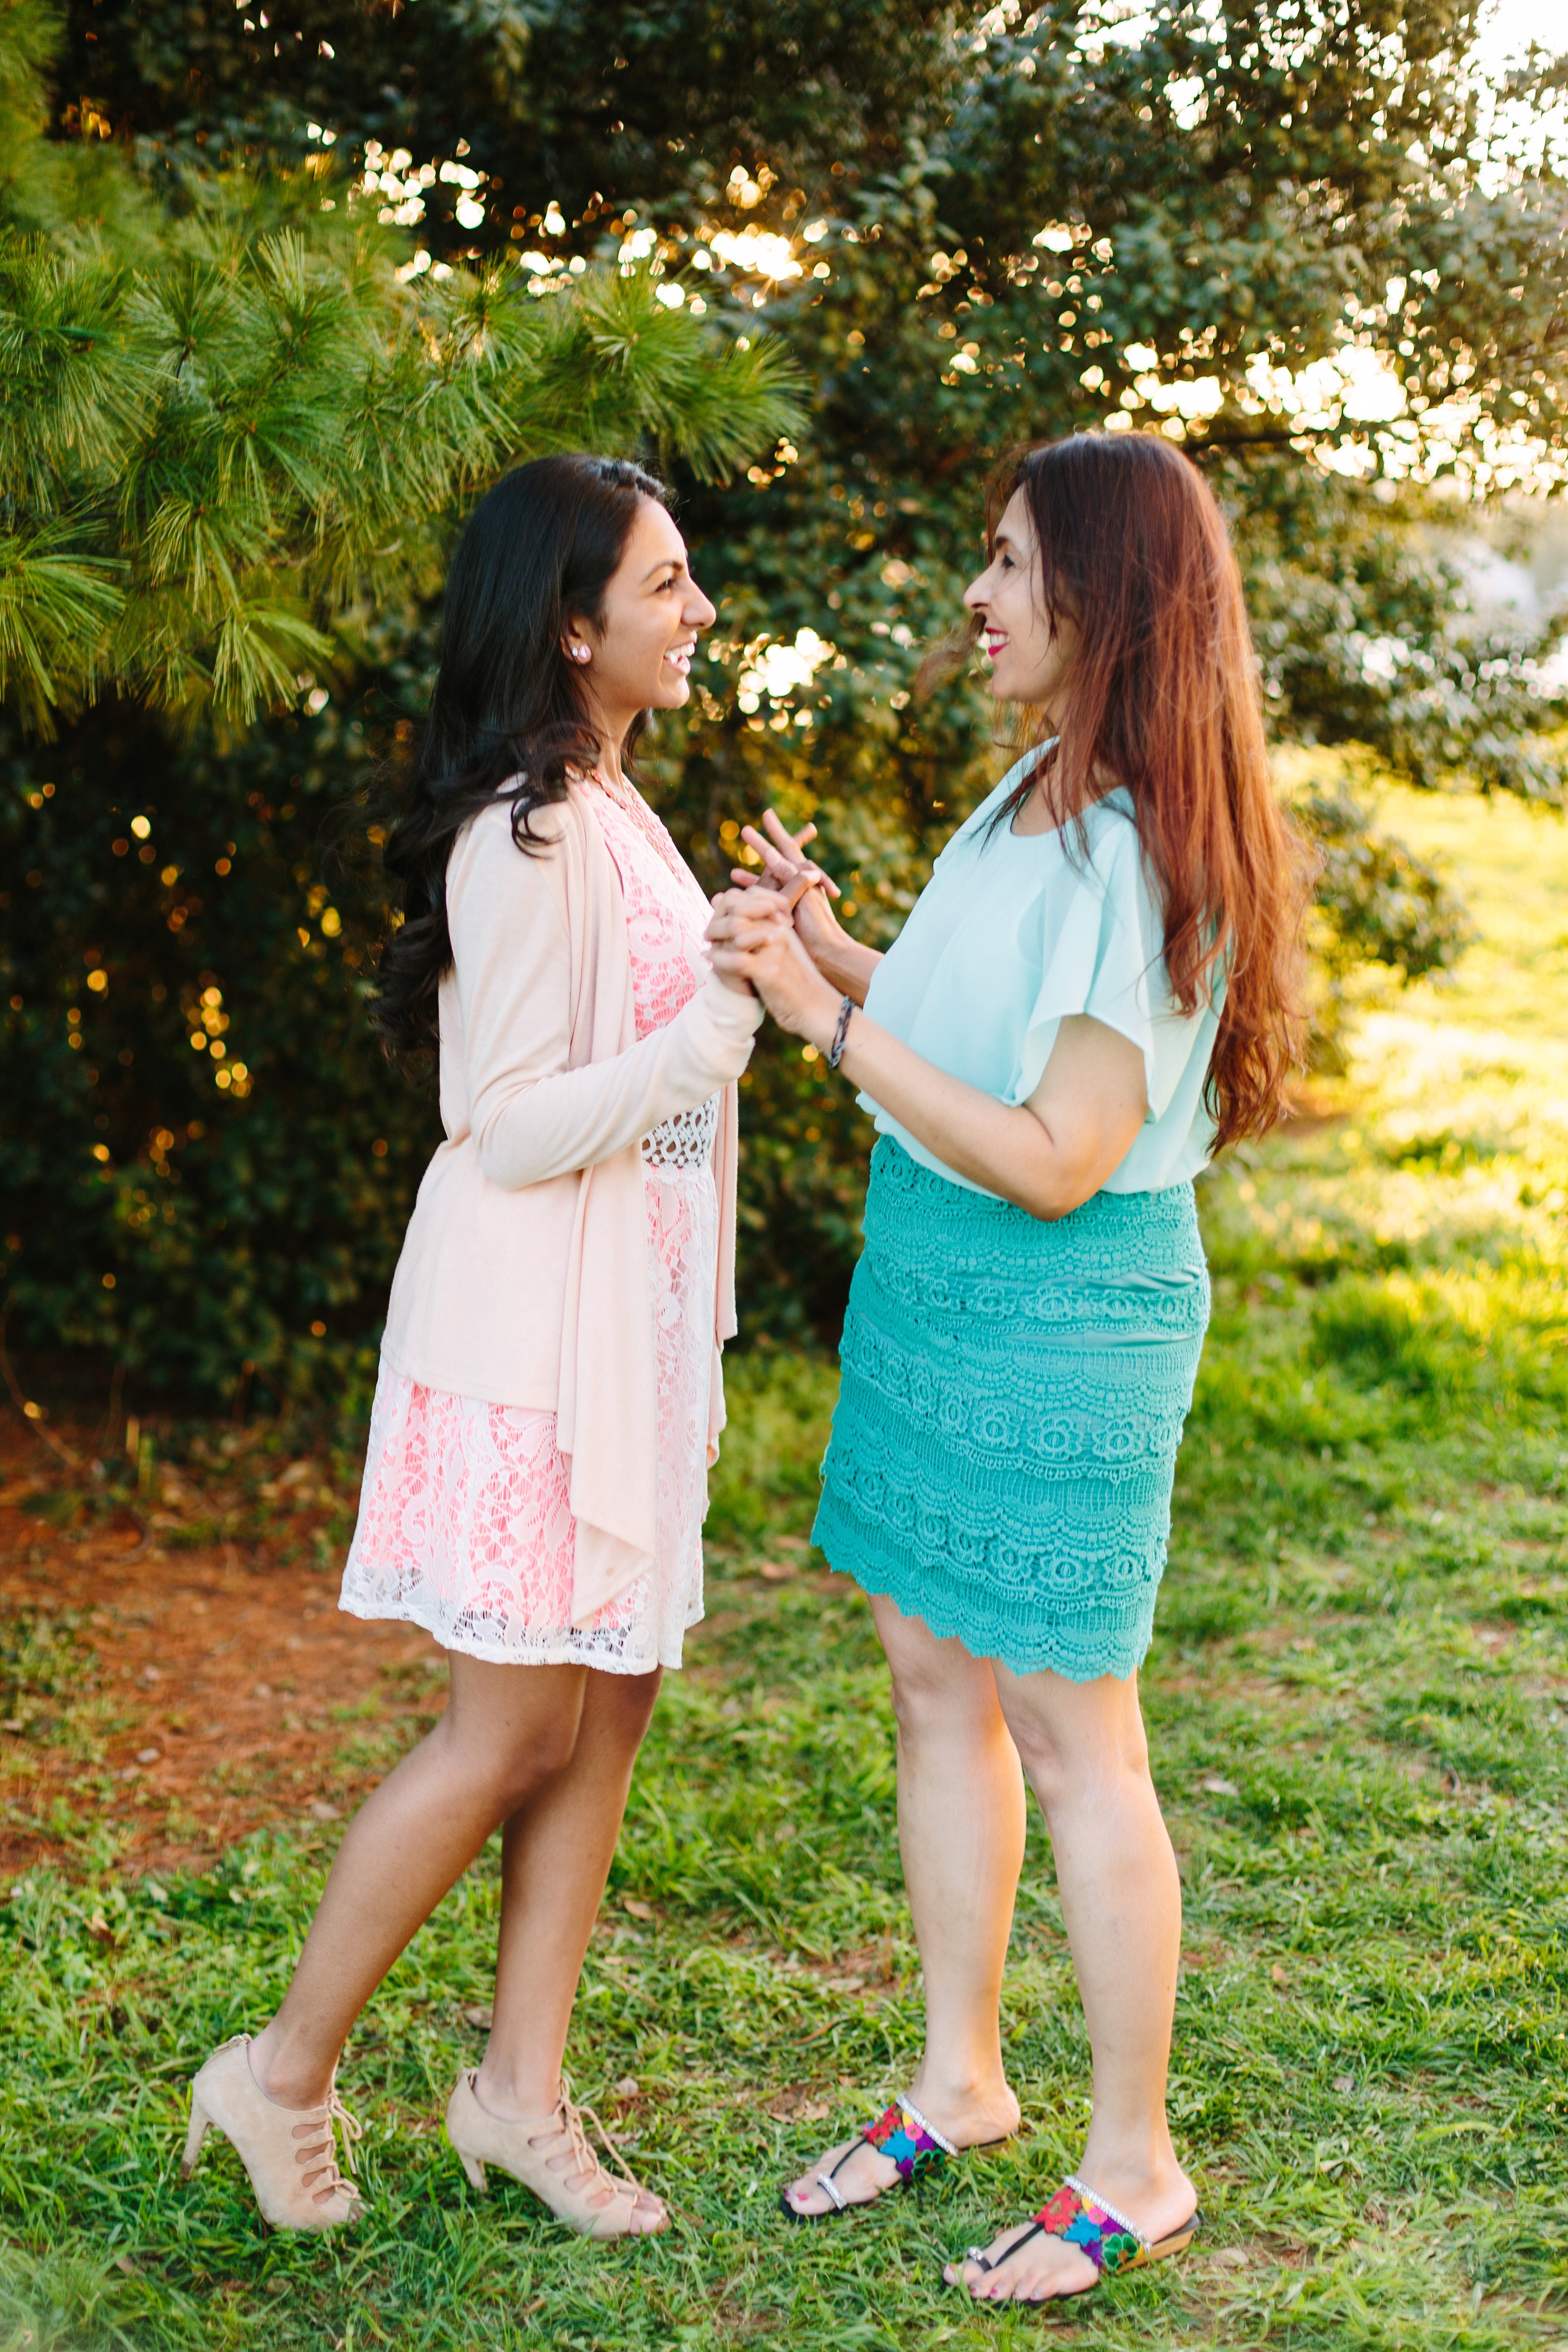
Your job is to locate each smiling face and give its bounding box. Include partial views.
[963,487,1079,719]
[565,497,716,751]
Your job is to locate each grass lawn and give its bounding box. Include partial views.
[1,785,1566,2350]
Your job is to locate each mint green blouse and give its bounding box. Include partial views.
[857,753,1221,1198]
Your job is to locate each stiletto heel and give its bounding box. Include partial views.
[445,2070,667,2240]
[180,2099,211,2180]
[180,2034,366,2233]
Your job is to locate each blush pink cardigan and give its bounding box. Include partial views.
[380,786,763,1624]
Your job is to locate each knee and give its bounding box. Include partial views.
[1004,1702,1150,1814]
[596,1667,662,1750]
[887,1655,991,1754]
[496,1728,579,1814]
[446,1712,581,1816]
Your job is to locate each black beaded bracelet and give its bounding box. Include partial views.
[827,995,855,1071]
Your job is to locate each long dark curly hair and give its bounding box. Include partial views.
[372,452,670,1063]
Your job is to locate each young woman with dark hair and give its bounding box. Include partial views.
[182,454,763,2240]
[707,431,1311,2305]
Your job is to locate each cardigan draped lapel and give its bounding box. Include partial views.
[378,783,761,1628]
[553,792,662,1623]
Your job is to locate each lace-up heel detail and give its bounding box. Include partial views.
[181,2035,366,2232]
[445,2070,667,2239]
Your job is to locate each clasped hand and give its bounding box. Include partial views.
[705,810,844,1046]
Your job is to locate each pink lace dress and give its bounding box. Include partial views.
[339,779,720,1673]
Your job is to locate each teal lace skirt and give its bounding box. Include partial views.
[813,1137,1210,1681]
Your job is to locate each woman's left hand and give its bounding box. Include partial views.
[706,890,841,1045]
[729,812,840,912]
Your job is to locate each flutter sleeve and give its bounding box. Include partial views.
[1010,807,1210,1121]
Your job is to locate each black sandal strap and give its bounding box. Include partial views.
[966,2216,1048,2276]
[784,2090,966,2226]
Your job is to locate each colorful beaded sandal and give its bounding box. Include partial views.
[952,2175,1202,2302]
[780,2093,958,2223]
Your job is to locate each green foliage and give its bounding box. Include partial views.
[5,0,1568,1393]
[1298,780,1478,1064]
[1,661,432,1405]
[0,0,798,729]
[0,222,796,728]
[1303,790,1475,991]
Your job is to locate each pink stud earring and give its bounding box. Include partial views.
[571,645,590,663]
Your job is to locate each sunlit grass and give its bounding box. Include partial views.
[1,786,1565,2348]
[1371,784,1568,1046]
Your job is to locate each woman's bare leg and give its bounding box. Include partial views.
[250,1654,588,2108]
[476,1665,661,2115]
[470,1665,665,2224]
[946,1663,1194,2302]
[784,1594,1026,2214]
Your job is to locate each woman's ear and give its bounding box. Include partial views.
[562,614,595,665]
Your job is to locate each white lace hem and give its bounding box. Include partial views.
[337,1582,704,1674]
[340,1162,718,1673]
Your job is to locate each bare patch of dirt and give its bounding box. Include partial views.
[0,1416,440,1878]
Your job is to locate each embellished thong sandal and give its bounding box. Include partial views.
[780,2092,959,2223]
[952,2175,1202,2304]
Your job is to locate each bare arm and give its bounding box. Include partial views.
[796,918,883,1008]
[704,890,1146,1220]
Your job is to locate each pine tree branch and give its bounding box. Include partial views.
[0,9,803,730]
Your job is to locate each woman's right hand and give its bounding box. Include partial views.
[732,810,846,972]
[706,889,844,1045]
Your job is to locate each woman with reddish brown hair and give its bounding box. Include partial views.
[706,431,1310,2305]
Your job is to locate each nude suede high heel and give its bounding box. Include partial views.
[181,2034,366,2232]
[445,2069,667,2239]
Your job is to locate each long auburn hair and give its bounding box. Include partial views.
[930,432,1313,1152]
[372,452,670,1063]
